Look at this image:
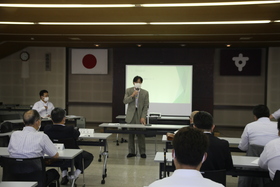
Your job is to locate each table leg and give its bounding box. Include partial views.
[101,139,109,184]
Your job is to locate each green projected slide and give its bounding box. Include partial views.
[126,65,193,116]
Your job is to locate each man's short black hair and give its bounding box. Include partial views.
[133,76,143,83]
[278,118,280,130]
[39,90,48,97]
[193,111,213,130]
[172,127,208,167]
[51,107,66,123]
[253,104,270,119]
[23,110,40,126]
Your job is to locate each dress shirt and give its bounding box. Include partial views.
[148,169,224,187]
[259,137,280,180]
[238,117,278,151]
[271,108,280,120]
[8,126,58,158]
[32,100,54,117]
[135,88,140,108]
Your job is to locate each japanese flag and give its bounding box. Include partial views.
[71,49,108,74]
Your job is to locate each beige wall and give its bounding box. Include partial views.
[267,47,280,116]
[0,47,66,108]
[213,49,267,127]
[67,49,113,122]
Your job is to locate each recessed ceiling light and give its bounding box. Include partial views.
[0,21,34,25]
[95,44,100,47]
[226,44,231,47]
[142,1,280,7]
[137,44,142,47]
[0,4,135,8]
[38,22,147,25]
[150,20,271,25]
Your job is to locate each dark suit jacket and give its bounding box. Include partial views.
[44,124,80,148]
[201,133,233,171]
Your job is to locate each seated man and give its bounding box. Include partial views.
[238,104,278,187]
[44,107,94,185]
[166,110,199,140]
[193,111,233,171]
[8,110,60,185]
[32,89,55,118]
[148,127,223,187]
[238,104,278,152]
[259,118,280,181]
[270,108,280,120]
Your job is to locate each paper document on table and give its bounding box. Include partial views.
[108,123,120,126]
[54,143,65,150]
[251,158,259,164]
[79,128,94,137]
[66,115,77,119]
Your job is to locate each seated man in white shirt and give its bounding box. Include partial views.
[32,89,55,118]
[8,109,60,186]
[238,104,278,152]
[259,118,280,182]
[148,127,224,187]
[270,108,280,120]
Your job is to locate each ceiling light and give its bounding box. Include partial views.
[95,44,100,47]
[0,21,34,25]
[150,20,271,25]
[137,44,142,47]
[0,4,135,8]
[226,44,231,47]
[38,22,147,25]
[274,20,280,22]
[142,1,280,7]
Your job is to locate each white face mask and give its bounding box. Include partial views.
[43,97,49,102]
[134,83,141,89]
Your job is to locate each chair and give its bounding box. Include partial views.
[0,121,13,133]
[1,156,60,187]
[0,135,10,147]
[265,170,280,187]
[201,169,227,186]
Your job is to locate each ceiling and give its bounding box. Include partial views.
[1,0,280,59]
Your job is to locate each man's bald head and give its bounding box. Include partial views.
[23,110,41,126]
[190,111,199,124]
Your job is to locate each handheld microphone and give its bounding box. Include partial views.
[135,88,140,91]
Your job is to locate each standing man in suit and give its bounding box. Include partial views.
[123,75,149,158]
[44,107,94,185]
[193,111,233,171]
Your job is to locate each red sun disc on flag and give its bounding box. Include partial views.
[82,54,97,69]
